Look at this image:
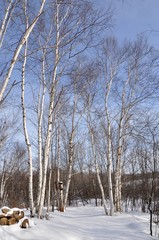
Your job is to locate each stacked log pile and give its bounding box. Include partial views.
[0,206,29,228]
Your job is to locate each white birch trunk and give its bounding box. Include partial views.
[103,65,115,216]
[21,37,34,216]
[114,75,129,212]
[89,127,108,215]
[114,136,122,212]
[36,49,46,211]
[114,93,127,213]
[86,104,108,214]
[0,0,15,48]
[37,68,56,218]
[56,122,61,210]
[0,171,7,207]
[63,134,74,209]
[47,166,52,213]
[0,0,46,102]
[107,122,114,216]
[37,2,60,218]
[63,82,78,209]
[57,122,61,185]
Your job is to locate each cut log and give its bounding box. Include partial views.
[0,217,8,225]
[13,211,24,221]
[8,217,18,225]
[1,207,11,214]
[20,218,29,228]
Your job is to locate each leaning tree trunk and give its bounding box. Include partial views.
[0,0,15,48]
[0,0,46,102]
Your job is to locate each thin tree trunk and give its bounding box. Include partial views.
[47,166,52,214]
[64,134,74,209]
[0,171,7,207]
[36,49,46,212]
[63,82,78,209]
[114,76,127,213]
[103,64,115,216]
[0,0,16,48]
[107,122,114,216]
[21,37,34,216]
[37,72,56,218]
[57,122,61,185]
[114,133,122,212]
[105,96,114,215]
[0,0,46,102]
[89,128,108,215]
[37,1,60,218]
[56,121,62,210]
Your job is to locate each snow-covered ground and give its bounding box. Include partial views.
[0,204,158,240]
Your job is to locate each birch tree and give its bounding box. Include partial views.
[0,0,17,49]
[35,0,112,217]
[36,48,46,212]
[63,89,77,209]
[37,0,61,218]
[86,104,108,215]
[94,36,159,213]
[7,0,112,217]
[112,37,158,212]
[0,0,46,103]
[97,37,122,215]
[54,120,64,211]
[75,60,109,214]
[21,0,35,217]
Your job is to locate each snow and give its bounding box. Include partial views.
[0,204,158,240]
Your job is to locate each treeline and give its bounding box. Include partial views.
[3,161,159,213]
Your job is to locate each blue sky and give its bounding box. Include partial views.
[97,0,159,49]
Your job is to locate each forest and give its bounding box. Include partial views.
[0,0,159,225]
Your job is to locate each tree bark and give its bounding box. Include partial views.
[0,0,16,48]
[36,48,46,212]
[37,1,60,218]
[21,37,34,216]
[90,128,108,215]
[64,133,74,209]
